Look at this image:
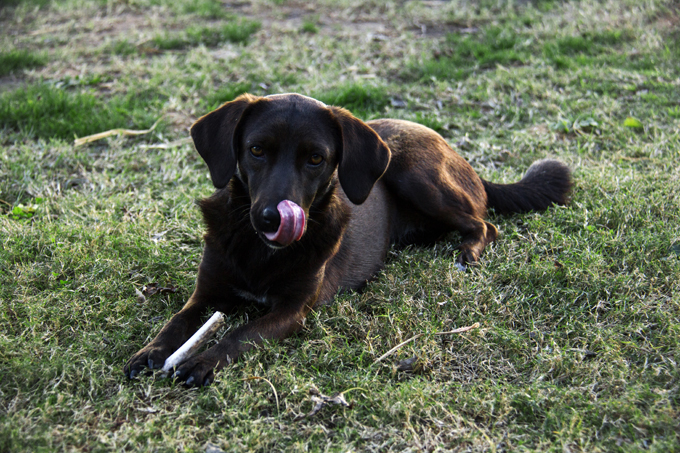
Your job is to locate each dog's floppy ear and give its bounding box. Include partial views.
[190,94,257,189]
[331,107,391,205]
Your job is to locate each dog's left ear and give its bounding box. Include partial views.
[191,94,257,189]
[331,107,391,205]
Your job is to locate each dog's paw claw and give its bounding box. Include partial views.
[124,345,174,380]
[171,352,222,386]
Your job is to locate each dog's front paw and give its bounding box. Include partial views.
[170,350,229,387]
[124,344,173,379]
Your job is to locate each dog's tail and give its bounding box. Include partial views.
[482,159,572,215]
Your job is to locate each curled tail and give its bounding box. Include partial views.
[482,159,572,215]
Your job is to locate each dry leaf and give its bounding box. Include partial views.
[296,389,351,419]
[142,283,179,296]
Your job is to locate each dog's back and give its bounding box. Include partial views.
[366,118,571,261]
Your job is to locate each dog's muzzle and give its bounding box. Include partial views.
[263,200,306,246]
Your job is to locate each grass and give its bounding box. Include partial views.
[0,49,48,77]
[1,0,680,451]
[301,19,319,34]
[0,0,52,7]
[201,81,257,111]
[406,26,532,81]
[0,83,164,140]
[313,83,391,119]
[109,39,138,57]
[179,0,231,19]
[151,19,261,50]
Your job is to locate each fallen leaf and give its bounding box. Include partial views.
[455,137,473,150]
[670,242,680,256]
[550,119,572,133]
[142,283,179,296]
[574,117,599,132]
[624,117,643,129]
[151,230,168,242]
[295,389,351,419]
[390,98,407,108]
[8,202,41,220]
[396,356,418,372]
[205,444,226,453]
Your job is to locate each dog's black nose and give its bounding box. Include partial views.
[261,206,280,231]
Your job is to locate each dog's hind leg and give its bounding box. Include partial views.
[369,119,497,265]
[449,215,498,266]
[390,171,497,266]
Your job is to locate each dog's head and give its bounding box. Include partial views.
[191,93,391,248]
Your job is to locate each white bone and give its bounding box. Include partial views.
[161,311,225,374]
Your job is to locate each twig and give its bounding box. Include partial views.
[243,376,280,416]
[339,387,367,396]
[73,116,164,146]
[373,322,480,364]
[139,138,192,149]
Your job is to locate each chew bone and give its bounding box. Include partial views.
[161,311,225,374]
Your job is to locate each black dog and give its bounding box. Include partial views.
[125,93,571,386]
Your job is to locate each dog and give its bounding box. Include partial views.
[124,93,572,386]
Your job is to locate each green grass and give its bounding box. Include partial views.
[108,39,138,57]
[201,81,257,110]
[407,26,531,81]
[0,83,164,140]
[0,49,48,76]
[180,0,230,19]
[409,16,674,82]
[1,0,680,451]
[313,83,391,119]
[301,19,319,34]
[0,0,53,7]
[152,19,261,50]
[543,29,639,69]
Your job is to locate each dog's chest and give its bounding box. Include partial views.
[233,287,270,306]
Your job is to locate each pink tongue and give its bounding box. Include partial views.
[263,200,306,246]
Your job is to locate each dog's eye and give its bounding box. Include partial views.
[250,146,264,158]
[308,154,324,166]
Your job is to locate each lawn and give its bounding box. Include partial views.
[1,0,679,451]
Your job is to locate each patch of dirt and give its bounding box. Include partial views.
[652,5,680,34]
[2,0,463,61]
[0,0,460,126]
[408,21,480,38]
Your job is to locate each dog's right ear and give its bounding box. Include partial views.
[190,94,257,189]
